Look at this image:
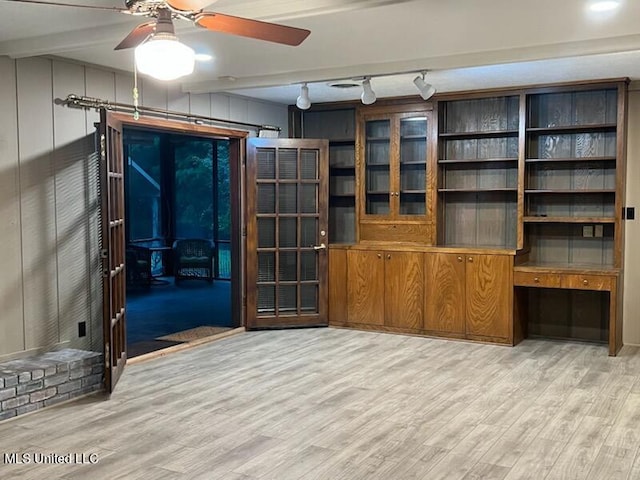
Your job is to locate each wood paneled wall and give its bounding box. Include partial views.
[0,56,288,360]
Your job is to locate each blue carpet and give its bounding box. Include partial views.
[126,277,232,345]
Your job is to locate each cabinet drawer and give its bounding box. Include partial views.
[561,274,613,291]
[513,271,561,288]
[360,223,430,243]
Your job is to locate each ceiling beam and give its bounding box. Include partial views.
[181,33,640,93]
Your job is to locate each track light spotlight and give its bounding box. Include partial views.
[413,72,436,100]
[361,77,377,105]
[296,83,311,110]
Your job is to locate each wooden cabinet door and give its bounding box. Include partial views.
[347,250,385,325]
[424,252,466,334]
[384,251,424,330]
[465,254,512,339]
[328,247,348,324]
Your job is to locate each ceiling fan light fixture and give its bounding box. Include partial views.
[135,33,195,81]
[413,72,436,100]
[361,78,376,105]
[296,83,311,110]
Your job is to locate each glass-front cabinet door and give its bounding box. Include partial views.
[360,108,431,221]
[365,119,391,215]
[399,114,428,215]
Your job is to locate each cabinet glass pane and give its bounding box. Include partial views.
[365,119,390,215]
[400,117,427,215]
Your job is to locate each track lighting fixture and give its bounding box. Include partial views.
[296,83,311,110]
[361,77,377,105]
[293,70,436,106]
[413,72,436,100]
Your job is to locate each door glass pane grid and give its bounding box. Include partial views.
[254,145,323,319]
[257,184,275,213]
[300,251,317,281]
[278,284,297,313]
[258,285,275,314]
[301,149,319,179]
[279,217,297,248]
[278,148,298,179]
[300,284,318,312]
[257,148,276,179]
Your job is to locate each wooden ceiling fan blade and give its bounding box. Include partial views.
[195,12,310,46]
[166,0,217,11]
[114,22,156,51]
[5,0,130,13]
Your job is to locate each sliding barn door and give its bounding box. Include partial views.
[246,139,329,328]
[99,109,127,393]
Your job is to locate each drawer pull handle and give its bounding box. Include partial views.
[583,279,589,285]
[457,256,463,262]
[534,277,540,283]
[468,257,473,263]
[387,254,391,260]
[377,254,382,259]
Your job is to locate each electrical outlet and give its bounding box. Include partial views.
[582,225,594,238]
[626,207,635,220]
[594,225,603,238]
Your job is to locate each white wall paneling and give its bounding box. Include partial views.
[0,56,25,356]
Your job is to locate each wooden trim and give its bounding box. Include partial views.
[109,112,250,139]
[517,92,526,250]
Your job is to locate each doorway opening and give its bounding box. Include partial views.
[123,127,233,357]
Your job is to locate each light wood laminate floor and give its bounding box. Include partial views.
[1,328,640,480]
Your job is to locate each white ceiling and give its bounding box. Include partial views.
[1,0,639,105]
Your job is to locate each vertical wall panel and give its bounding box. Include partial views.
[0,57,25,356]
[141,77,168,113]
[85,67,116,133]
[248,99,288,137]
[624,89,640,345]
[16,57,59,350]
[115,72,135,107]
[52,60,92,351]
[229,95,249,123]
[189,92,211,118]
[168,84,190,113]
[211,93,231,120]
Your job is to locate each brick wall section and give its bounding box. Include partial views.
[0,349,103,421]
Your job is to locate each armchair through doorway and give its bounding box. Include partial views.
[173,239,215,283]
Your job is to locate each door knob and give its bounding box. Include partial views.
[468,257,473,262]
[313,243,327,251]
[457,256,463,262]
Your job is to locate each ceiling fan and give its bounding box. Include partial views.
[4,0,311,49]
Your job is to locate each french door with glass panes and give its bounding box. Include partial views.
[246,139,329,328]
